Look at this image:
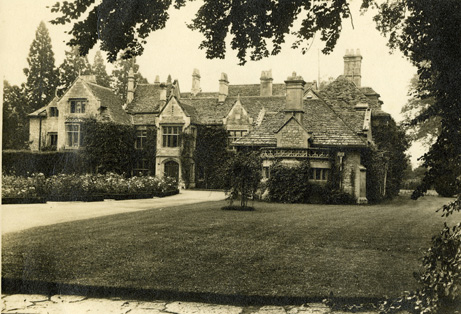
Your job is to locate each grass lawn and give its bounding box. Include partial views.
[2,196,460,303]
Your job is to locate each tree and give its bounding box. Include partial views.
[92,51,111,88]
[400,74,440,149]
[2,81,29,150]
[49,0,361,64]
[222,151,261,208]
[111,58,148,102]
[24,21,58,112]
[57,46,92,95]
[372,1,461,198]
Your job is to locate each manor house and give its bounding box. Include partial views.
[29,50,390,203]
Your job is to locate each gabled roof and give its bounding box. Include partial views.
[235,98,368,148]
[180,95,285,125]
[84,82,131,125]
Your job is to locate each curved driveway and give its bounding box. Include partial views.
[2,190,225,234]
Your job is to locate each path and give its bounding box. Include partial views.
[2,190,225,234]
[1,294,385,314]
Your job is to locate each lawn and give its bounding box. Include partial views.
[2,196,459,304]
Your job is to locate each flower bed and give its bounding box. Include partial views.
[2,173,178,203]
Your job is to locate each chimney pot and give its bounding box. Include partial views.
[284,71,305,122]
[160,83,167,101]
[191,68,201,96]
[126,68,135,104]
[219,73,229,102]
[260,70,273,97]
[343,48,363,87]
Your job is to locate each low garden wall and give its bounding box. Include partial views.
[2,173,178,204]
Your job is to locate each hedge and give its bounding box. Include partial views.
[2,150,87,177]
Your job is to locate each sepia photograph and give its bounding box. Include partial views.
[1,0,460,313]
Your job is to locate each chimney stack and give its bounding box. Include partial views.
[126,67,135,104]
[284,72,305,122]
[154,75,160,85]
[260,70,273,96]
[159,83,167,101]
[191,68,201,96]
[343,48,362,87]
[219,73,229,103]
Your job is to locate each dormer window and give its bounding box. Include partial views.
[70,99,87,113]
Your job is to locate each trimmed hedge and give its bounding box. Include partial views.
[2,173,178,203]
[3,150,87,177]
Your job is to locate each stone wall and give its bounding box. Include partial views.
[275,118,309,148]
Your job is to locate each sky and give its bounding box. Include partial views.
[0,0,424,166]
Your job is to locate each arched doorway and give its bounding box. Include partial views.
[164,160,179,184]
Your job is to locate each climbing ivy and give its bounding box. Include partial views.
[193,125,231,189]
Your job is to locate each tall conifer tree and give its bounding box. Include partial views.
[57,45,92,95]
[24,21,58,111]
[92,51,111,88]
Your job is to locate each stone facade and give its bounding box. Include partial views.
[28,50,393,202]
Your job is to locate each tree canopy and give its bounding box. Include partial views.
[92,51,112,88]
[57,46,92,95]
[2,81,29,150]
[400,74,440,149]
[24,21,58,111]
[49,0,365,64]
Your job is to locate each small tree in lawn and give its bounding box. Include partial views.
[222,151,261,209]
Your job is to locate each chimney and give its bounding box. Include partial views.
[167,74,172,84]
[191,68,201,96]
[219,73,229,103]
[343,48,362,87]
[260,70,273,96]
[126,67,135,104]
[160,83,167,101]
[284,71,305,122]
[154,75,160,85]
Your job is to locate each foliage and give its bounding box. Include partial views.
[373,0,461,199]
[400,74,440,149]
[2,81,29,150]
[81,118,137,175]
[194,125,230,189]
[364,118,409,202]
[180,131,195,188]
[222,151,261,208]
[111,58,148,102]
[57,46,92,96]
[377,199,461,314]
[134,126,157,176]
[92,51,112,88]
[50,0,365,64]
[268,160,355,204]
[2,150,86,176]
[268,161,312,203]
[2,173,177,200]
[23,21,58,112]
